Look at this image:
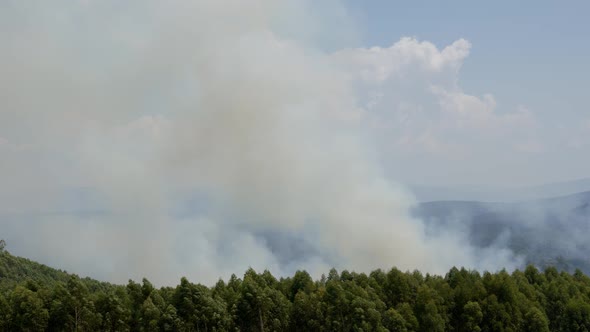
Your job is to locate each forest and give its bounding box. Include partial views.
[2,246,590,332]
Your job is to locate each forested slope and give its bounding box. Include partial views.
[0,247,113,293]
[2,247,590,331]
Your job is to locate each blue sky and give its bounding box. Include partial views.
[349,0,590,122]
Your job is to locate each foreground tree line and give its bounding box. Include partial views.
[2,250,590,331]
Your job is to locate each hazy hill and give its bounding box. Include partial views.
[409,178,590,202]
[413,191,590,273]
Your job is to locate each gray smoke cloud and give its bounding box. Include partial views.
[0,0,521,285]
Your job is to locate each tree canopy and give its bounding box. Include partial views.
[2,248,590,331]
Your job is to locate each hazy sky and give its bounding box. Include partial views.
[345,0,590,186]
[0,0,587,284]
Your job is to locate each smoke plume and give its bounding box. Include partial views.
[0,0,520,285]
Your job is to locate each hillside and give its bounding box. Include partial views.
[0,248,115,294]
[0,249,69,290]
[413,191,590,273]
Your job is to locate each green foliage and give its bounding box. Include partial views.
[523,306,550,332]
[563,298,590,331]
[0,292,11,331]
[2,249,590,331]
[9,285,49,331]
[383,308,407,332]
[397,303,419,332]
[461,301,483,332]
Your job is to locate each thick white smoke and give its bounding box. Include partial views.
[0,0,520,285]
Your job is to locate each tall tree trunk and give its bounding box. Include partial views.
[259,306,264,332]
[75,306,79,332]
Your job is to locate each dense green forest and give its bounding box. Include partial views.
[2,245,590,332]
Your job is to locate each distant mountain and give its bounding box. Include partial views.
[409,178,590,202]
[412,191,590,273]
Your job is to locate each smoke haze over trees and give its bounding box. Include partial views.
[0,0,528,285]
[2,3,590,330]
[1,0,590,302]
